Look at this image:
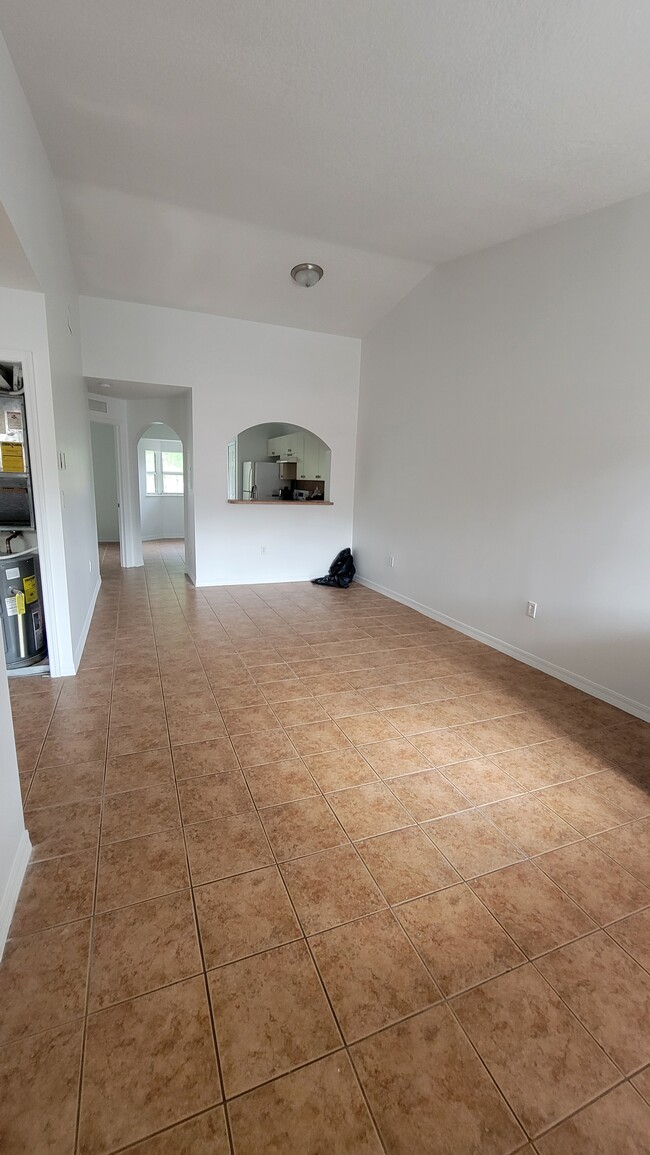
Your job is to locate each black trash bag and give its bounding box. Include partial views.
[312,548,356,589]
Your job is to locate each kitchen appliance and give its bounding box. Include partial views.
[294,490,310,501]
[242,461,281,500]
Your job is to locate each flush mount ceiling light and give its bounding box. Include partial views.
[291,263,324,288]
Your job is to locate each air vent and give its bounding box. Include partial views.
[88,399,108,413]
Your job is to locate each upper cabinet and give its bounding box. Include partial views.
[268,433,304,462]
[267,431,329,480]
[298,435,330,482]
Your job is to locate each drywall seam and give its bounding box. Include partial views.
[0,829,31,958]
[356,575,650,724]
[72,574,101,671]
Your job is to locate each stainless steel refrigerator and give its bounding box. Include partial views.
[242,461,281,500]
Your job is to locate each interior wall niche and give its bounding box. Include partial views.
[232,422,331,501]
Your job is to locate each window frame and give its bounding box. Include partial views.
[143,446,184,497]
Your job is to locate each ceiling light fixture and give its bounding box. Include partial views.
[291,263,324,288]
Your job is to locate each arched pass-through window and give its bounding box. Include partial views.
[230,423,332,503]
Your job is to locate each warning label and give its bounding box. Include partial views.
[23,574,38,604]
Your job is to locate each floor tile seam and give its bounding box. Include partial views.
[144,560,232,1134]
[73,618,115,1155]
[477,789,585,842]
[529,1075,645,1148]
[99,1105,228,1155]
[591,919,650,980]
[528,779,641,829]
[585,827,650,887]
[526,948,639,1080]
[446,991,625,1145]
[524,844,650,926]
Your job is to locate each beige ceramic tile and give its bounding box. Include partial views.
[231,729,299,768]
[172,737,239,779]
[481,793,581,856]
[357,737,431,779]
[356,825,460,904]
[96,829,190,912]
[260,795,346,861]
[310,909,440,1042]
[536,931,650,1074]
[535,779,631,836]
[0,920,90,1044]
[534,1082,650,1155]
[124,1107,230,1154]
[423,809,524,879]
[285,719,352,757]
[396,883,524,996]
[78,977,220,1154]
[184,813,273,882]
[178,768,253,823]
[9,850,96,937]
[592,818,650,887]
[281,844,387,935]
[470,860,596,958]
[104,748,174,793]
[195,866,301,968]
[208,939,341,1097]
[351,1005,525,1155]
[26,799,101,862]
[101,782,181,843]
[243,757,318,807]
[0,1022,83,1155]
[535,839,650,925]
[302,748,378,792]
[606,907,650,970]
[327,781,413,840]
[89,890,201,1010]
[453,964,619,1137]
[227,1052,383,1155]
[26,760,105,809]
[388,768,469,821]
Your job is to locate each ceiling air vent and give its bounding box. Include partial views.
[88,399,108,413]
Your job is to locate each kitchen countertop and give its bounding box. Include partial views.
[227,499,333,505]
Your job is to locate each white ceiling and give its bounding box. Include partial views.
[3,2,650,334]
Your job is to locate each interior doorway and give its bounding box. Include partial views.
[137,423,185,549]
[90,421,120,553]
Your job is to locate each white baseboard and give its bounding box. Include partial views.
[73,576,102,672]
[0,829,31,958]
[356,575,650,724]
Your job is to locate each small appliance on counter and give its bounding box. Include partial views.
[294,490,310,501]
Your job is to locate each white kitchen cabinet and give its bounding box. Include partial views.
[268,433,303,461]
[298,434,329,482]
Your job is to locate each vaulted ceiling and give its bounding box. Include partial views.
[2,2,650,335]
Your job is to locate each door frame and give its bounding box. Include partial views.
[89,413,131,569]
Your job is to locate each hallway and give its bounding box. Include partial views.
[1,541,649,1153]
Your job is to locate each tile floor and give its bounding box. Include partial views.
[1,540,650,1154]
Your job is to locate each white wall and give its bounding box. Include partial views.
[80,298,361,585]
[90,420,119,540]
[0,33,99,672]
[355,192,650,718]
[0,649,30,956]
[138,431,184,541]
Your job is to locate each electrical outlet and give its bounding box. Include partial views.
[527,601,537,618]
[388,555,395,568]
[261,545,267,555]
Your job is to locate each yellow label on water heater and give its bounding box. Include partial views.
[14,591,25,615]
[23,574,37,604]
